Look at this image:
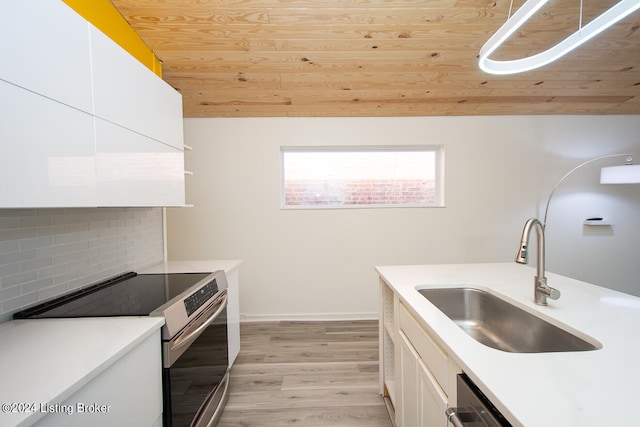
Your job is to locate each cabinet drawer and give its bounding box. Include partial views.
[399,302,449,394]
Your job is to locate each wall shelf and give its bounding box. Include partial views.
[583,219,613,226]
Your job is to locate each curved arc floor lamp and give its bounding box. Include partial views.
[543,153,640,227]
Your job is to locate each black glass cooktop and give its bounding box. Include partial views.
[13,272,212,319]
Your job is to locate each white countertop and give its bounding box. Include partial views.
[376,262,640,427]
[0,317,164,427]
[0,260,240,427]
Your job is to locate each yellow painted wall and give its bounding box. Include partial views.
[62,0,162,76]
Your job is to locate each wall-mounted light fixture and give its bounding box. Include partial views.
[479,0,640,75]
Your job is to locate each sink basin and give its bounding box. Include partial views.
[417,287,600,353]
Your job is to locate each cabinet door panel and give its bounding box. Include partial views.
[90,27,184,150]
[418,359,448,427]
[399,303,449,393]
[0,0,93,113]
[95,119,185,207]
[0,81,96,208]
[398,331,419,427]
[226,267,241,366]
[33,331,162,427]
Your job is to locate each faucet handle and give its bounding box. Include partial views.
[535,276,561,304]
[537,283,561,300]
[547,287,561,300]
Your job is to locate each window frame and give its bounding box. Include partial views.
[280,145,445,210]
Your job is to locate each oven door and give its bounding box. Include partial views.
[162,291,229,427]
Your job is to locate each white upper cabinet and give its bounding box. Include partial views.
[0,0,185,208]
[95,118,185,207]
[0,0,93,114]
[90,27,184,150]
[0,80,97,207]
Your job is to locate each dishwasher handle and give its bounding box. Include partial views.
[446,407,481,427]
[446,408,464,427]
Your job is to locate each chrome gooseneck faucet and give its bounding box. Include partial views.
[516,218,561,305]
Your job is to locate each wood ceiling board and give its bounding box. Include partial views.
[111,0,640,117]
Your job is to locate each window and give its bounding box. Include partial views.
[281,146,443,209]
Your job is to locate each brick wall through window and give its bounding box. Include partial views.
[281,147,441,208]
[284,178,436,206]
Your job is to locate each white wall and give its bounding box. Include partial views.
[166,116,640,321]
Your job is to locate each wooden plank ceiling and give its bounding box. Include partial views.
[110,0,640,117]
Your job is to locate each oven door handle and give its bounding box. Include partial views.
[171,293,228,353]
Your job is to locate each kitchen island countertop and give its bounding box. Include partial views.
[376,262,640,427]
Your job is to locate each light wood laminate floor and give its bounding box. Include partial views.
[218,320,393,427]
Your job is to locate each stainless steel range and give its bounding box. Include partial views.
[14,270,230,427]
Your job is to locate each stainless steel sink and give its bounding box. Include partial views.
[417,287,600,353]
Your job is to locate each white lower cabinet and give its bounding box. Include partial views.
[225,264,242,366]
[398,331,420,427]
[33,330,163,427]
[398,330,449,427]
[380,278,461,427]
[418,358,449,427]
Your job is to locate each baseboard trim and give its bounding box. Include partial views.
[239,312,379,323]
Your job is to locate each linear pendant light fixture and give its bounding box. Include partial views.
[479,0,640,75]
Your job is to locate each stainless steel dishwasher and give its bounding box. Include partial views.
[446,374,513,427]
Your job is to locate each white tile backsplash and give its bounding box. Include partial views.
[0,207,164,322]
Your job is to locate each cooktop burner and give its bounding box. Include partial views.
[13,272,212,319]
